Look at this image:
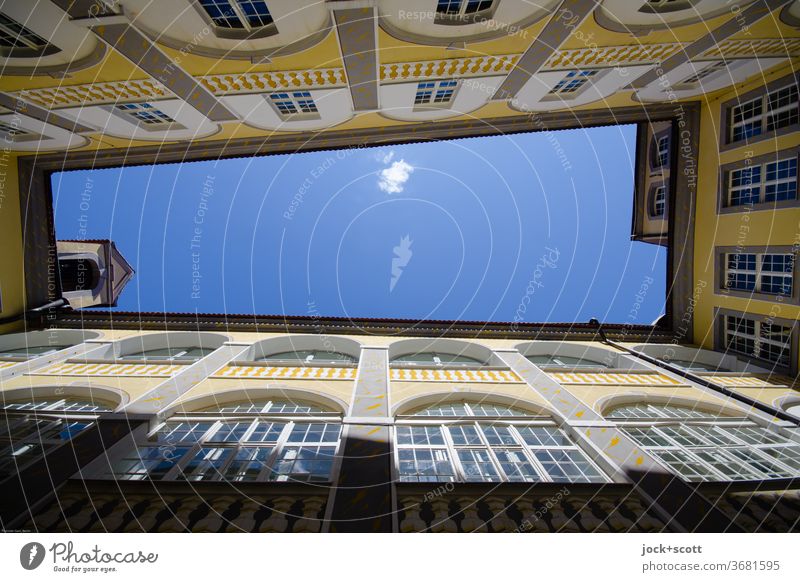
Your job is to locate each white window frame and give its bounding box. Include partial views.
[548,70,599,97]
[1,410,102,478]
[394,406,607,484]
[0,12,57,58]
[615,413,800,482]
[676,60,727,87]
[194,0,278,39]
[112,102,183,131]
[727,157,798,206]
[102,408,343,483]
[413,80,459,110]
[266,91,320,120]
[724,314,793,368]
[434,0,497,24]
[729,84,799,143]
[724,252,795,296]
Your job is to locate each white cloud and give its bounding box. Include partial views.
[378,159,414,194]
[376,150,394,164]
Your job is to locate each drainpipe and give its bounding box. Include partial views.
[588,318,800,425]
[0,299,70,327]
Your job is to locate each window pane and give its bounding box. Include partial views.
[448,425,482,446]
[493,449,540,482]
[397,425,445,446]
[398,448,456,482]
[272,445,337,482]
[225,447,273,481]
[480,424,519,446]
[456,449,500,482]
[517,426,570,447]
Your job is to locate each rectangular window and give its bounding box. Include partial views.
[728,83,799,144]
[104,420,340,483]
[395,422,606,483]
[622,423,800,482]
[678,61,727,86]
[115,103,176,127]
[726,157,797,207]
[724,252,794,297]
[655,136,670,168]
[0,13,51,54]
[0,120,30,137]
[0,416,94,479]
[652,185,666,217]
[414,80,458,108]
[199,0,273,30]
[268,92,319,118]
[725,314,793,368]
[549,71,598,95]
[436,0,494,17]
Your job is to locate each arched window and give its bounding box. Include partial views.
[391,352,485,368]
[0,395,115,480]
[106,398,342,483]
[195,0,278,39]
[257,350,356,365]
[662,359,730,373]
[119,346,215,362]
[526,354,609,369]
[395,401,606,483]
[0,345,71,360]
[606,402,800,482]
[0,12,60,58]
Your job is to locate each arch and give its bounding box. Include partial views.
[775,394,800,419]
[0,329,102,357]
[630,343,770,373]
[166,386,348,416]
[0,3,103,75]
[392,391,550,417]
[121,0,332,61]
[0,383,128,412]
[378,0,559,46]
[114,332,229,359]
[388,338,500,366]
[595,0,757,34]
[515,341,647,370]
[245,335,362,363]
[597,393,749,419]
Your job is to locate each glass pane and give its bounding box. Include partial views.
[396,425,444,446]
[480,424,518,446]
[493,449,540,481]
[271,445,337,482]
[456,449,500,482]
[397,448,456,482]
[286,423,341,444]
[517,426,570,447]
[224,447,273,481]
[448,425,482,446]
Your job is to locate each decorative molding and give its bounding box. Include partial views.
[699,374,797,389]
[390,368,521,382]
[200,69,347,94]
[544,43,683,70]
[17,79,172,110]
[214,365,357,380]
[701,38,800,59]
[36,362,185,377]
[549,372,684,386]
[380,55,518,83]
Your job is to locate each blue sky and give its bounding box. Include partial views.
[52,124,666,324]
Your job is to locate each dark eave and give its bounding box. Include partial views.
[52,309,674,342]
